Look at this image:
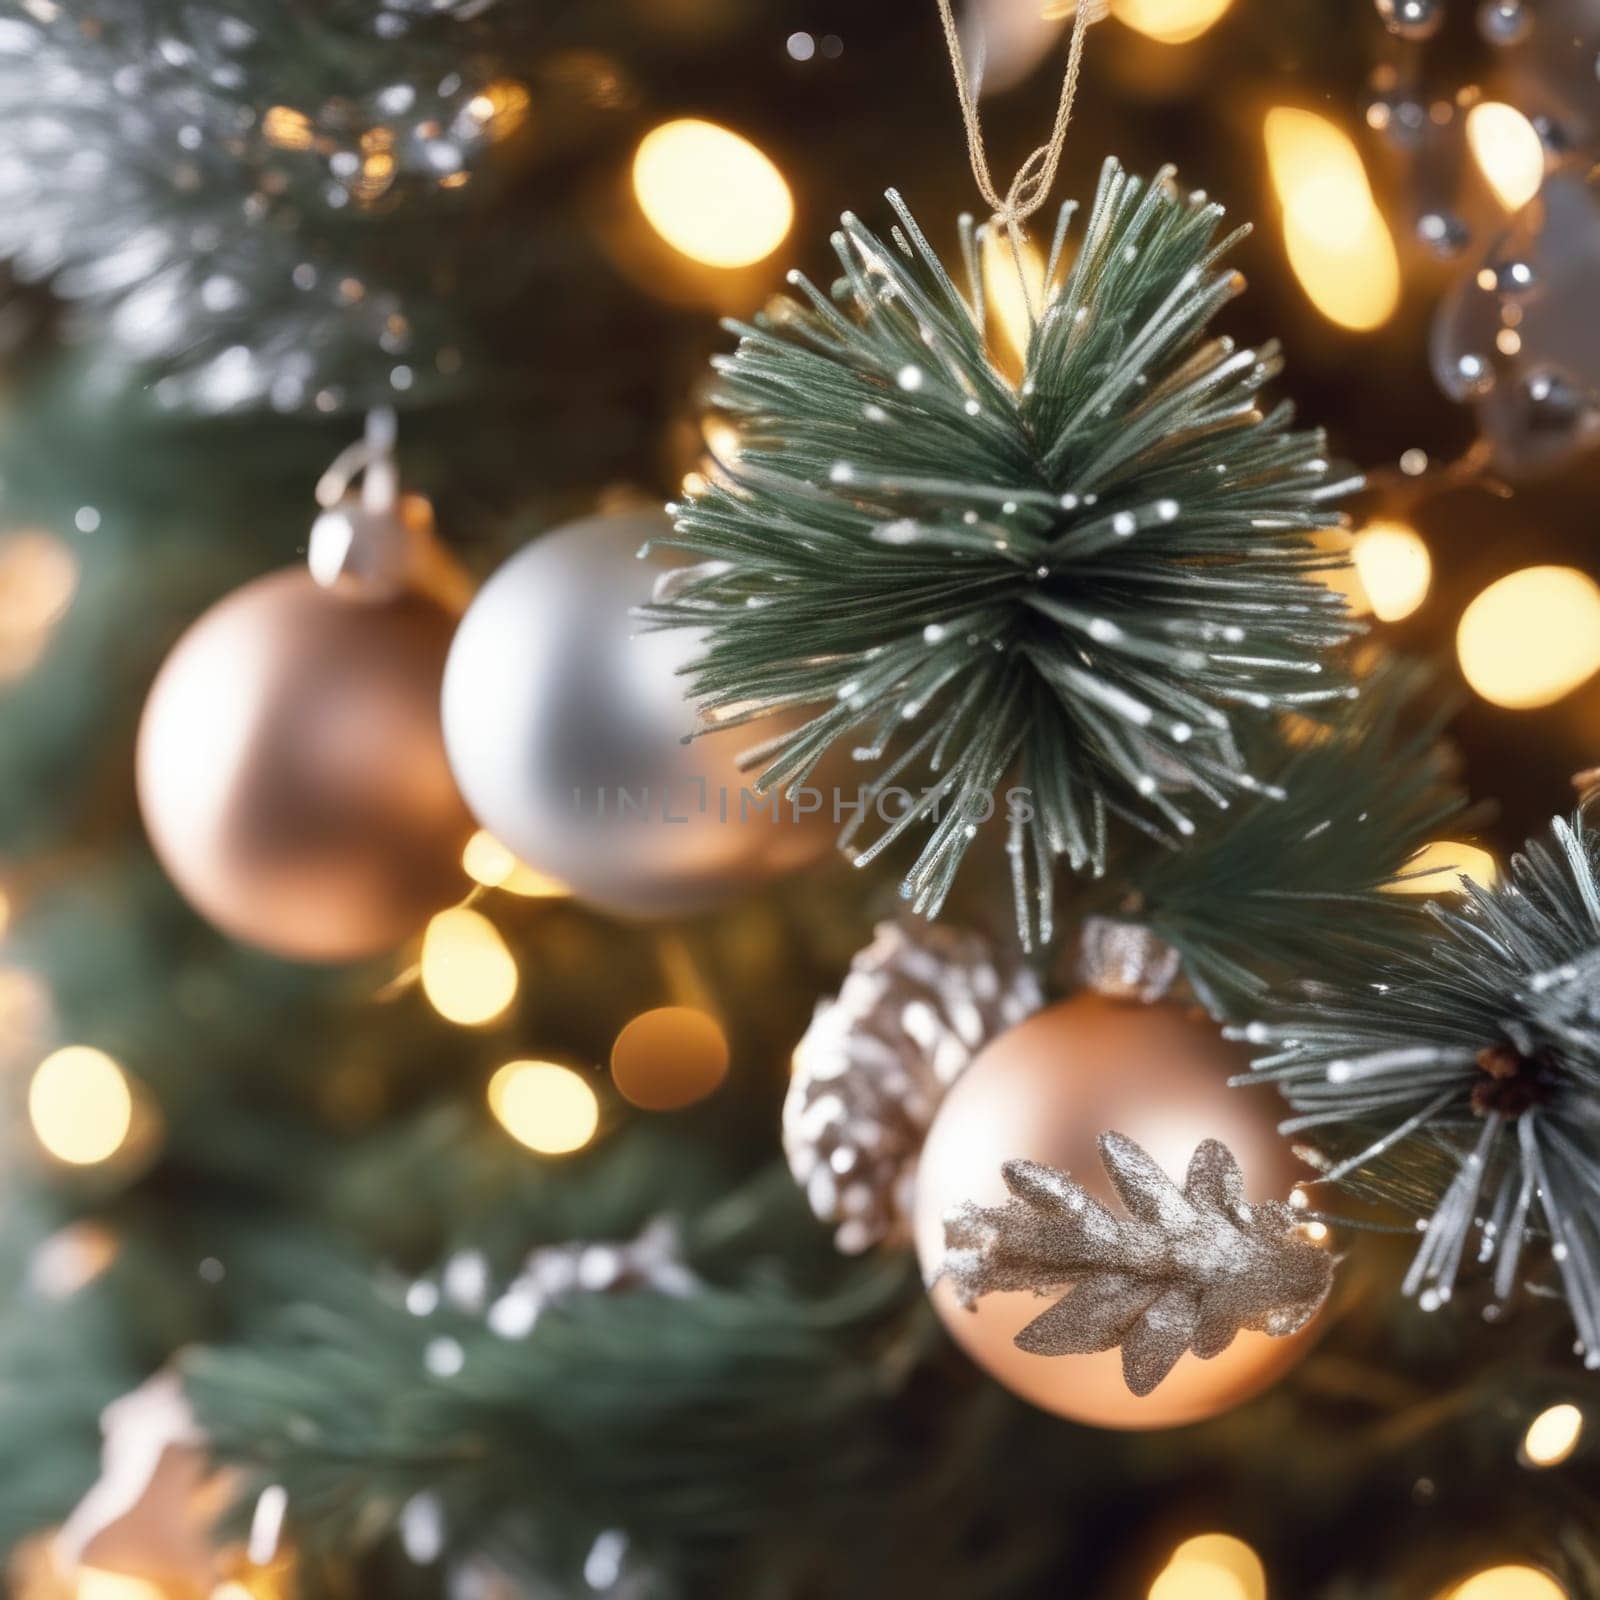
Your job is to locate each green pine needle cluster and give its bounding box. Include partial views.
[1115,657,1468,1017]
[1239,812,1600,1358]
[647,158,1361,944]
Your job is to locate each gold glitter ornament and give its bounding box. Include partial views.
[914,993,1325,1427]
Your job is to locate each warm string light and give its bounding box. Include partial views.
[1264,108,1400,332]
[0,530,80,682]
[1520,1403,1583,1468]
[420,907,518,1026]
[610,1006,729,1111]
[464,79,532,143]
[1148,1533,1267,1600]
[980,226,1048,371]
[1437,1568,1567,1600]
[1385,840,1500,895]
[460,830,568,898]
[488,1060,600,1154]
[1457,566,1600,710]
[1318,520,1430,622]
[1111,0,1235,44]
[75,1574,166,1600]
[1465,102,1545,211]
[1352,521,1431,621]
[29,1046,134,1166]
[632,118,793,269]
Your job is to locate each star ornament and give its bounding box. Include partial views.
[941,1132,1333,1397]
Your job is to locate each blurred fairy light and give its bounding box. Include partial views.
[703,415,742,464]
[1318,521,1430,621]
[1466,102,1545,211]
[261,104,316,151]
[1520,1403,1583,1468]
[1264,108,1400,331]
[76,1573,167,1600]
[488,1060,600,1155]
[0,530,79,682]
[980,227,1047,369]
[28,1046,133,1166]
[632,118,794,269]
[1352,520,1431,621]
[1147,1533,1267,1600]
[464,79,532,143]
[1438,1568,1567,1600]
[461,830,568,898]
[1385,840,1500,895]
[1110,0,1235,44]
[610,1006,730,1111]
[1457,566,1600,709]
[420,907,518,1026]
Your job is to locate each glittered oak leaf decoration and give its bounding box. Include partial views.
[942,1133,1333,1397]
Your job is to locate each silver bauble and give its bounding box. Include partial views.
[441,510,834,918]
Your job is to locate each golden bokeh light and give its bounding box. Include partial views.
[1264,108,1400,332]
[981,227,1049,370]
[1316,521,1429,621]
[1385,840,1499,895]
[1457,566,1600,710]
[702,415,742,464]
[633,118,794,269]
[28,1046,133,1166]
[1466,102,1545,211]
[488,1060,600,1155]
[1352,521,1431,621]
[465,79,532,143]
[420,907,518,1026]
[1112,0,1235,44]
[1521,1403,1583,1468]
[610,1005,730,1111]
[1439,1567,1567,1600]
[1148,1533,1267,1600]
[0,531,80,682]
[460,830,569,898]
[77,1573,168,1600]
[261,105,315,151]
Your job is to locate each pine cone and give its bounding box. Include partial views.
[784,921,1042,1253]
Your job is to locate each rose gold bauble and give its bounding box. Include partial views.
[137,568,473,962]
[913,993,1320,1429]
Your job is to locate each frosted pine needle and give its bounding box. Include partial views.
[645,159,1360,944]
[1238,812,1600,1363]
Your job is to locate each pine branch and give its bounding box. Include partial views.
[183,1173,920,1582]
[1114,655,1468,1017]
[1238,811,1600,1362]
[646,160,1360,945]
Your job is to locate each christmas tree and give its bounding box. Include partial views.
[1,2,1598,1598]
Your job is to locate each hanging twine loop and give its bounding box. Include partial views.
[936,0,1104,310]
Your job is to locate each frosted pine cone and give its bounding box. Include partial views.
[784,921,1043,1253]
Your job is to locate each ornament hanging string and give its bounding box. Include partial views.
[935,0,1103,319]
